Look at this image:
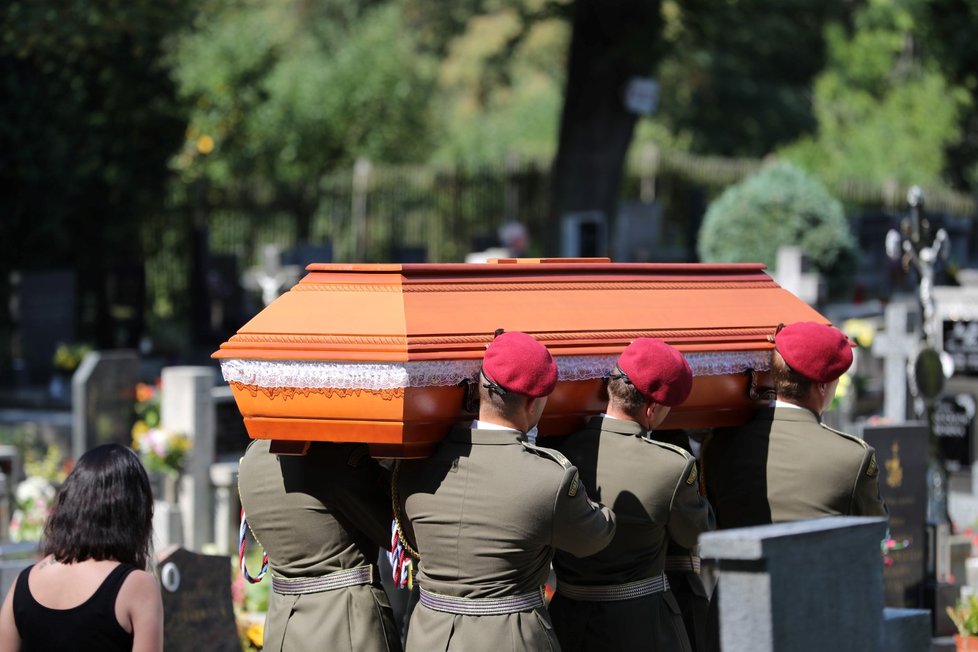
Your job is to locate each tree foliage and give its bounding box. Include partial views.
[0,0,191,271]
[170,0,438,193]
[654,0,845,157]
[778,0,968,190]
[697,162,856,298]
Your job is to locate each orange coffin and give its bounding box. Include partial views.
[213,259,827,457]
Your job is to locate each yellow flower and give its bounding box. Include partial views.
[842,318,875,348]
[196,134,215,154]
[245,622,264,647]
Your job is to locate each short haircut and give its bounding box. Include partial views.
[772,349,814,401]
[478,376,529,417]
[607,375,648,415]
[43,444,154,569]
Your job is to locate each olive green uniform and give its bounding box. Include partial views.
[238,439,401,652]
[397,424,616,652]
[703,405,887,528]
[548,416,715,652]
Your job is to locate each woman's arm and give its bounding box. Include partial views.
[0,579,22,652]
[118,570,163,652]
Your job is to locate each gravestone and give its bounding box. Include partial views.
[934,393,976,469]
[862,423,929,609]
[157,546,239,652]
[772,246,823,306]
[942,319,978,375]
[9,269,77,384]
[70,350,140,460]
[700,516,929,652]
[872,300,919,422]
[160,366,216,552]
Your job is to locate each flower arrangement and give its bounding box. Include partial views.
[9,475,57,543]
[131,381,191,477]
[132,427,192,478]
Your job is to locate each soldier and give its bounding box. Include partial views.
[701,321,887,652]
[703,321,887,527]
[396,331,616,652]
[238,440,401,652]
[656,431,713,652]
[547,337,715,652]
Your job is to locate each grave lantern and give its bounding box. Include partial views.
[213,259,829,458]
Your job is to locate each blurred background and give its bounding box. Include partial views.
[1,0,977,373]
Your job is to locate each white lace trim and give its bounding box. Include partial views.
[220,350,770,390]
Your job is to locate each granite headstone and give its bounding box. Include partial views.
[157,546,240,652]
[862,422,929,609]
[71,350,139,460]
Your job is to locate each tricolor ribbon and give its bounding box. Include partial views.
[239,507,269,584]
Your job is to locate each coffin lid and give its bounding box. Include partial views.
[212,259,828,363]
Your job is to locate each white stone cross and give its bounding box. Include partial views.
[242,244,302,306]
[871,301,919,422]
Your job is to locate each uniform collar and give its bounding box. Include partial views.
[762,404,821,424]
[587,414,646,437]
[448,423,525,445]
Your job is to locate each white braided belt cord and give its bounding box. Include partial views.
[664,556,702,573]
[556,573,670,602]
[271,565,374,595]
[418,586,546,616]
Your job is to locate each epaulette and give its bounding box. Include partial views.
[641,438,694,461]
[820,423,878,477]
[520,440,574,470]
[819,423,869,449]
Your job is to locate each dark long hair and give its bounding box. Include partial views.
[42,444,154,569]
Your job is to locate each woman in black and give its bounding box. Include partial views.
[0,443,163,651]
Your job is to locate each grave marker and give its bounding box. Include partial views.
[70,350,140,460]
[871,301,919,422]
[863,422,929,610]
[157,546,239,652]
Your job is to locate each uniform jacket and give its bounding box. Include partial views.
[703,405,887,529]
[238,439,401,652]
[398,424,616,652]
[548,416,716,652]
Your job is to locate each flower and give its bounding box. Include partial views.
[9,475,57,542]
[132,427,192,477]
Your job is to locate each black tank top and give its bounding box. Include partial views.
[13,562,137,652]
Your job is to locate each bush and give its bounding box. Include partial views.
[697,162,857,299]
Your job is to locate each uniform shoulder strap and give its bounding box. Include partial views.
[520,440,574,470]
[819,422,869,449]
[642,438,694,461]
[644,439,699,486]
[819,423,879,477]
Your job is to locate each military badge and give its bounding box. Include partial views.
[685,464,698,486]
[568,471,580,497]
[866,453,879,478]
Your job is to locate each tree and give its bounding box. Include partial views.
[655,0,845,157]
[698,162,856,298]
[549,0,664,243]
[0,0,192,347]
[778,0,967,190]
[170,0,439,240]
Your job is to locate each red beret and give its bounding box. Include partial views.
[482,331,558,398]
[615,338,693,407]
[774,321,853,383]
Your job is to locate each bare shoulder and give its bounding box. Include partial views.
[119,569,161,600]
